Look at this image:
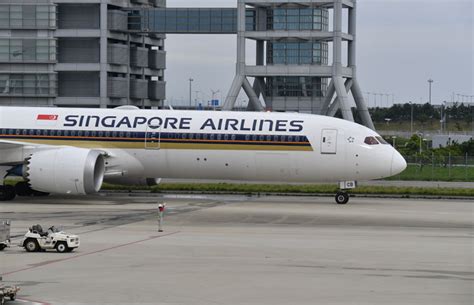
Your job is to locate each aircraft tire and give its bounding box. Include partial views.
[335,192,349,205]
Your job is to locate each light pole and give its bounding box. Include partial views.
[418,133,424,154]
[392,136,397,148]
[428,79,434,105]
[188,78,194,108]
[409,101,414,135]
[440,101,445,133]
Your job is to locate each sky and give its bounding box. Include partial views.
[164,0,473,107]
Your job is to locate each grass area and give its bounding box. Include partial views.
[375,119,471,132]
[102,183,474,197]
[387,164,474,182]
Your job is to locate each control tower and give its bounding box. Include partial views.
[224,0,374,129]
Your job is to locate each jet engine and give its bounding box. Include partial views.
[25,147,105,195]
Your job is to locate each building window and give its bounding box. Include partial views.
[267,41,328,65]
[0,39,56,62]
[0,74,57,96]
[143,8,238,33]
[266,77,328,98]
[266,8,329,31]
[0,5,56,29]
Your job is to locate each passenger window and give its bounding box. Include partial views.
[364,136,379,145]
[217,134,222,140]
[245,134,250,141]
[288,136,294,142]
[231,134,236,141]
[126,132,131,138]
[224,134,229,141]
[252,135,257,141]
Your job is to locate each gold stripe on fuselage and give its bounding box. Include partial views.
[7,138,314,151]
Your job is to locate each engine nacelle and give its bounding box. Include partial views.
[25,148,105,195]
[105,177,161,187]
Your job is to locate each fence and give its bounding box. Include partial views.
[391,154,474,182]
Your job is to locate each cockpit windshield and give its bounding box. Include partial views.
[364,136,379,145]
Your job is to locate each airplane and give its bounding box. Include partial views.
[0,106,406,204]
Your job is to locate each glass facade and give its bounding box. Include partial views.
[0,74,57,97]
[133,7,328,33]
[267,41,328,65]
[267,8,329,31]
[0,39,56,62]
[266,77,327,98]
[0,5,56,29]
[139,8,239,33]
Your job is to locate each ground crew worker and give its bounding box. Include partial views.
[157,203,166,232]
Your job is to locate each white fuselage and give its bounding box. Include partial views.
[0,107,406,185]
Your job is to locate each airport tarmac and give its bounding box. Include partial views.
[0,194,473,305]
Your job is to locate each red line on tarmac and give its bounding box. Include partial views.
[1,231,180,277]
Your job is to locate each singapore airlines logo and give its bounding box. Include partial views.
[37,114,59,121]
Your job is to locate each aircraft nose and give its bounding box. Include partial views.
[391,150,407,176]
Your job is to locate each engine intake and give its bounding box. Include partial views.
[25,148,105,195]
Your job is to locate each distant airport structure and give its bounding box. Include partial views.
[0,0,374,129]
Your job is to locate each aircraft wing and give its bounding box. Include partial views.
[0,139,55,166]
[0,139,32,150]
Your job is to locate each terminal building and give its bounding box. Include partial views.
[0,0,374,129]
[0,0,166,108]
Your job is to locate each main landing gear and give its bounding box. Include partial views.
[335,181,357,205]
[0,185,16,201]
[0,182,49,201]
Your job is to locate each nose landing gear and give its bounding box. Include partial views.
[335,191,350,204]
[335,181,357,205]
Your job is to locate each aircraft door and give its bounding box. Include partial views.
[321,129,338,154]
[145,123,161,150]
